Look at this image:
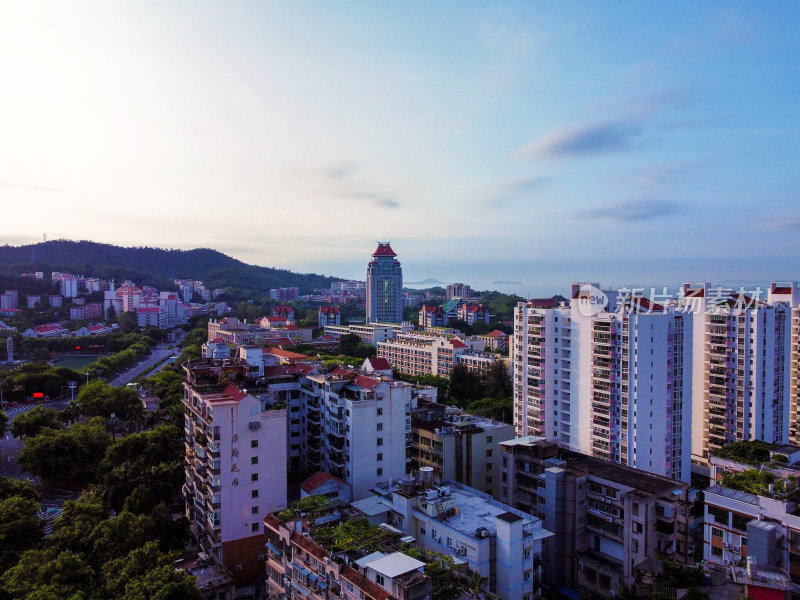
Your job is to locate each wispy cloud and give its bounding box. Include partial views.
[484,176,549,206]
[515,120,644,160]
[576,199,681,222]
[0,181,75,194]
[306,161,400,209]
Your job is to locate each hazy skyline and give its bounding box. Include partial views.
[1,2,799,296]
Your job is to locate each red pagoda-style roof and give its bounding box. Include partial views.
[372,242,397,257]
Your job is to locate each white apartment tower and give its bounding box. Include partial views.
[366,242,403,324]
[300,367,410,500]
[682,282,796,470]
[513,285,693,482]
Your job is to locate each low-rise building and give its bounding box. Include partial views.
[499,437,691,597]
[457,304,490,326]
[703,442,800,595]
[324,323,413,347]
[351,477,552,600]
[476,330,508,351]
[378,334,504,378]
[410,400,515,498]
[319,306,341,328]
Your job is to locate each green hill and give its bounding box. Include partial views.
[0,240,337,299]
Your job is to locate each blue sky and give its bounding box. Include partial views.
[1,2,798,295]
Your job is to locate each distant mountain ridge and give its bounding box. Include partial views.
[0,240,337,298]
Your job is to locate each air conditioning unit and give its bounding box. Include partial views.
[604,498,612,504]
[257,554,265,561]
[606,516,613,523]
[236,564,243,572]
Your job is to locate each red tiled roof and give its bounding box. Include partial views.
[462,304,483,312]
[285,324,299,331]
[35,324,65,332]
[264,316,286,322]
[527,298,557,308]
[264,513,281,530]
[291,531,329,561]
[684,288,704,297]
[372,243,397,257]
[220,382,247,401]
[772,286,792,294]
[320,306,339,314]
[449,339,467,348]
[367,357,392,371]
[137,306,160,313]
[331,367,356,379]
[266,347,309,361]
[485,330,508,338]
[300,471,346,494]
[355,375,381,390]
[341,565,394,600]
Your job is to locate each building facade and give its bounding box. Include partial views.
[512,286,693,482]
[499,437,691,597]
[182,360,288,586]
[366,243,403,324]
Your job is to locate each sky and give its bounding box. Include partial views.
[1,2,799,296]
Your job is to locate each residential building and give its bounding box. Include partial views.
[512,286,693,482]
[1,290,18,309]
[299,471,352,504]
[366,243,403,324]
[48,295,62,307]
[447,283,474,300]
[208,318,271,345]
[273,306,295,323]
[499,437,691,596]
[477,330,509,351]
[332,280,367,295]
[702,442,799,595]
[409,399,516,498]
[26,295,41,308]
[182,359,288,587]
[319,306,341,328]
[352,477,552,600]
[263,510,431,600]
[270,287,299,301]
[378,334,505,378]
[418,305,446,328]
[457,304,490,326]
[299,367,410,500]
[681,282,796,471]
[324,323,413,347]
[59,276,79,298]
[137,305,166,328]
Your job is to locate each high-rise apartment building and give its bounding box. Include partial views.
[366,242,403,324]
[682,282,796,470]
[512,285,693,482]
[446,282,474,300]
[299,367,410,500]
[182,359,288,586]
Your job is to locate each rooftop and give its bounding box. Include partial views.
[567,455,683,496]
[366,552,426,578]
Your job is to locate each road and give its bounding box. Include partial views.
[106,344,176,387]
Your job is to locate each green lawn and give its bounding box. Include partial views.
[52,355,104,370]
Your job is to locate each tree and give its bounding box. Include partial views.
[18,418,110,481]
[48,492,107,557]
[448,364,482,406]
[0,411,6,438]
[0,495,45,572]
[338,333,362,356]
[0,476,40,502]
[483,360,511,398]
[117,311,138,333]
[11,406,62,438]
[101,541,203,600]
[0,549,96,599]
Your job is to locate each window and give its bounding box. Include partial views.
[486,449,493,457]
[375,574,385,586]
[524,572,531,582]
[633,522,642,534]
[251,440,258,448]
[487,436,493,443]
[711,527,723,538]
[252,506,259,514]
[377,407,383,416]
[250,405,258,416]
[251,473,259,482]
[252,490,259,498]
[377,453,383,461]
[711,545,722,557]
[251,456,258,465]
[377,468,383,476]
[632,540,639,553]
[377,438,383,446]
[524,548,531,559]
[377,423,383,431]
[252,523,260,532]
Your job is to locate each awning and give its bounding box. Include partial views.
[292,582,311,596]
[266,542,282,555]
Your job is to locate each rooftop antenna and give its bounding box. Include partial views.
[43,233,46,242]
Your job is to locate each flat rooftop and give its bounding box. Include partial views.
[567,455,683,496]
[705,485,760,506]
[366,552,426,578]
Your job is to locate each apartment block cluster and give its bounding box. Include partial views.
[512,282,800,485]
[175,278,226,303]
[185,246,771,600]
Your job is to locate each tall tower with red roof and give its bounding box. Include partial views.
[366,242,403,323]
